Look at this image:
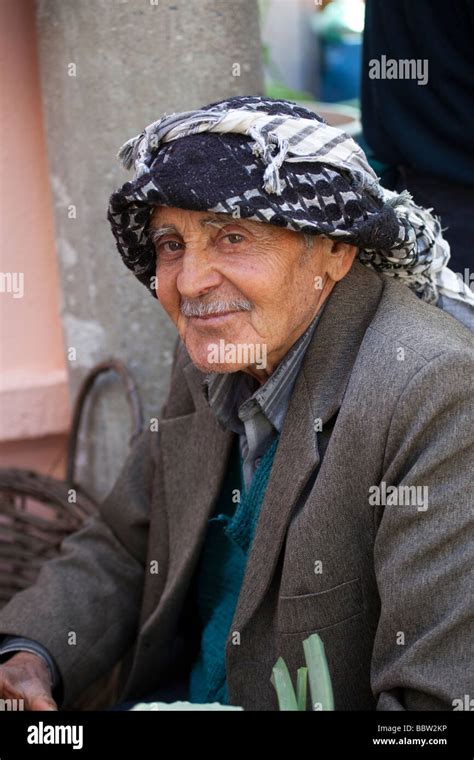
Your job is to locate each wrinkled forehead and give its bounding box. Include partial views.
[150,206,257,229]
[148,207,308,245]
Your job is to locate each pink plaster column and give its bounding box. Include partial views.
[0,0,70,477]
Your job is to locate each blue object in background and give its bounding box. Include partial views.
[320,39,361,103]
[311,0,365,103]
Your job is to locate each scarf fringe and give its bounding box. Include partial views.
[117,136,140,170]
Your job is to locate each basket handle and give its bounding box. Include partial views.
[66,359,144,488]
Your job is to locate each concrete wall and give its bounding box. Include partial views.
[261,0,320,96]
[35,0,264,498]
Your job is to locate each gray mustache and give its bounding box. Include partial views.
[181,298,252,318]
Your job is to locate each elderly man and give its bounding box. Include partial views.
[0,97,472,712]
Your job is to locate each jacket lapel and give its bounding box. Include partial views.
[139,360,234,641]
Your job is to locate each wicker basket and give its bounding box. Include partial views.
[0,359,143,710]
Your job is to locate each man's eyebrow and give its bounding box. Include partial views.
[148,224,180,242]
[149,215,251,240]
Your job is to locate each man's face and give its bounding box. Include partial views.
[149,206,353,381]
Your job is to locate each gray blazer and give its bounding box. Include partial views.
[1,260,472,710]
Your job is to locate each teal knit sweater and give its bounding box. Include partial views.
[188,432,280,704]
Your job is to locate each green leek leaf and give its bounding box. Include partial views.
[303,633,334,711]
[296,667,308,711]
[270,656,299,711]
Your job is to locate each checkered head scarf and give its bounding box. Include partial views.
[107,95,473,309]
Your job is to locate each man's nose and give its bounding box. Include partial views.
[176,247,222,299]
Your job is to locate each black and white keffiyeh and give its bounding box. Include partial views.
[108,96,474,310]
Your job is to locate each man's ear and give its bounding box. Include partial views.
[326,241,358,282]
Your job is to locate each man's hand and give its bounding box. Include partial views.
[0,651,58,710]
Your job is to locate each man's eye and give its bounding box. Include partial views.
[158,240,183,254]
[223,233,245,244]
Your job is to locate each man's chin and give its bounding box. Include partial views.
[190,355,247,375]
[185,336,268,376]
